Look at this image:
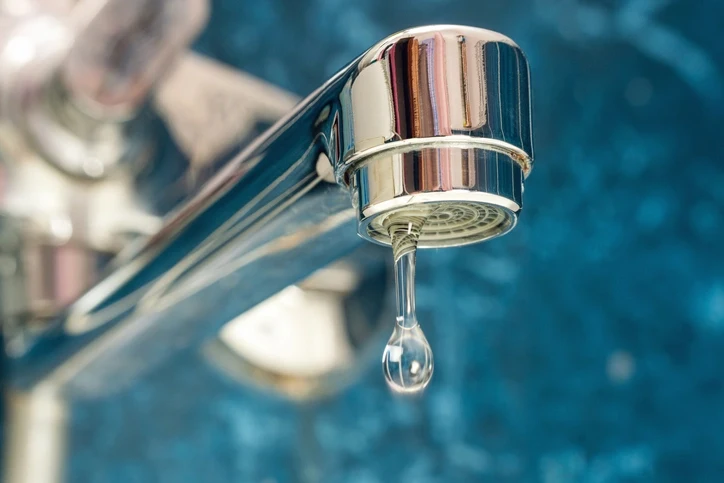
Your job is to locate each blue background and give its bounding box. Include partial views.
[70,1,724,482]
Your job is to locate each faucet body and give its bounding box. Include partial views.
[4,25,533,399]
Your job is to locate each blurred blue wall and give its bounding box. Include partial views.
[70,1,724,482]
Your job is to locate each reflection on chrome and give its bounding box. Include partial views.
[205,256,389,401]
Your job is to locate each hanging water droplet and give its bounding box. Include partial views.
[381,210,435,394]
[382,319,434,393]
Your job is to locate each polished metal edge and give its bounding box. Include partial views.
[336,135,532,184]
[360,191,521,222]
[358,25,521,68]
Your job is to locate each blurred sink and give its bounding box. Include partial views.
[203,245,392,402]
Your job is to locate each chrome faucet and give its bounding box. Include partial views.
[4,21,534,396]
[2,10,533,482]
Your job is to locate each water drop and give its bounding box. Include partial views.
[382,318,434,393]
[381,212,434,393]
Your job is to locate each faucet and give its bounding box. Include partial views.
[1,10,533,481]
[4,20,534,395]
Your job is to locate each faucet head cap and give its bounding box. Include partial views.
[334,25,533,248]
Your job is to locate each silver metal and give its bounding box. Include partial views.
[2,48,298,483]
[334,26,533,177]
[3,387,68,483]
[332,25,533,246]
[6,25,534,400]
[0,12,153,180]
[353,149,522,247]
[0,4,211,345]
[62,0,209,120]
[0,215,107,357]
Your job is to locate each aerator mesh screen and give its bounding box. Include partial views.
[368,201,515,248]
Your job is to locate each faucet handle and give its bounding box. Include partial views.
[63,0,209,121]
[0,0,208,180]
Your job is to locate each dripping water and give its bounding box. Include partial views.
[381,213,434,393]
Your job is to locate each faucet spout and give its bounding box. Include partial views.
[9,25,534,398]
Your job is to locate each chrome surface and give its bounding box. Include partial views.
[332,25,533,246]
[0,215,108,357]
[353,149,522,247]
[62,0,209,120]
[2,42,298,483]
[3,388,68,483]
[6,25,534,399]
[0,1,208,354]
[334,26,533,178]
[0,0,208,180]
